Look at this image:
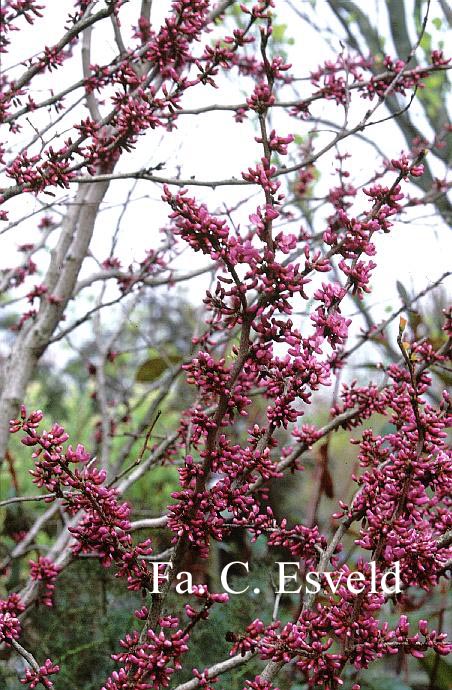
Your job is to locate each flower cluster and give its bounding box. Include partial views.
[103,616,189,690]
[10,407,157,592]
[267,520,326,566]
[184,584,229,621]
[0,611,21,646]
[29,557,60,607]
[20,659,60,689]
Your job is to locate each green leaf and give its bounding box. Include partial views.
[423,72,446,92]
[396,280,411,307]
[418,653,452,690]
[432,17,442,30]
[272,23,288,43]
[58,638,107,662]
[135,354,182,382]
[364,678,413,690]
[420,31,432,53]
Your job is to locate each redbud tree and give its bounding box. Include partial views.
[0,1,451,689]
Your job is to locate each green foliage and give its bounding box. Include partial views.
[418,653,452,690]
[418,71,449,122]
[136,353,183,383]
[170,590,267,686]
[272,23,294,46]
[2,560,140,690]
[361,678,413,690]
[432,17,442,31]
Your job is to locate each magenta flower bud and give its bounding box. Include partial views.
[419,620,429,636]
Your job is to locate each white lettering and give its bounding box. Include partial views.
[221,561,249,594]
[346,571,366,594]
[323,570,344,594]
[175,571,194,594]
[150,562,172,594]
[381,561,401,594]
[276,562,301,594]
[305,570,321,594]
[370,559,378,593]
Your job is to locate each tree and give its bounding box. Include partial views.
[0,1,450,689]
[324,0,451,225]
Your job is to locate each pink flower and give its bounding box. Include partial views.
[20,659,60,689]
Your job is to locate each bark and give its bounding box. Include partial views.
[0,180,110,463]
